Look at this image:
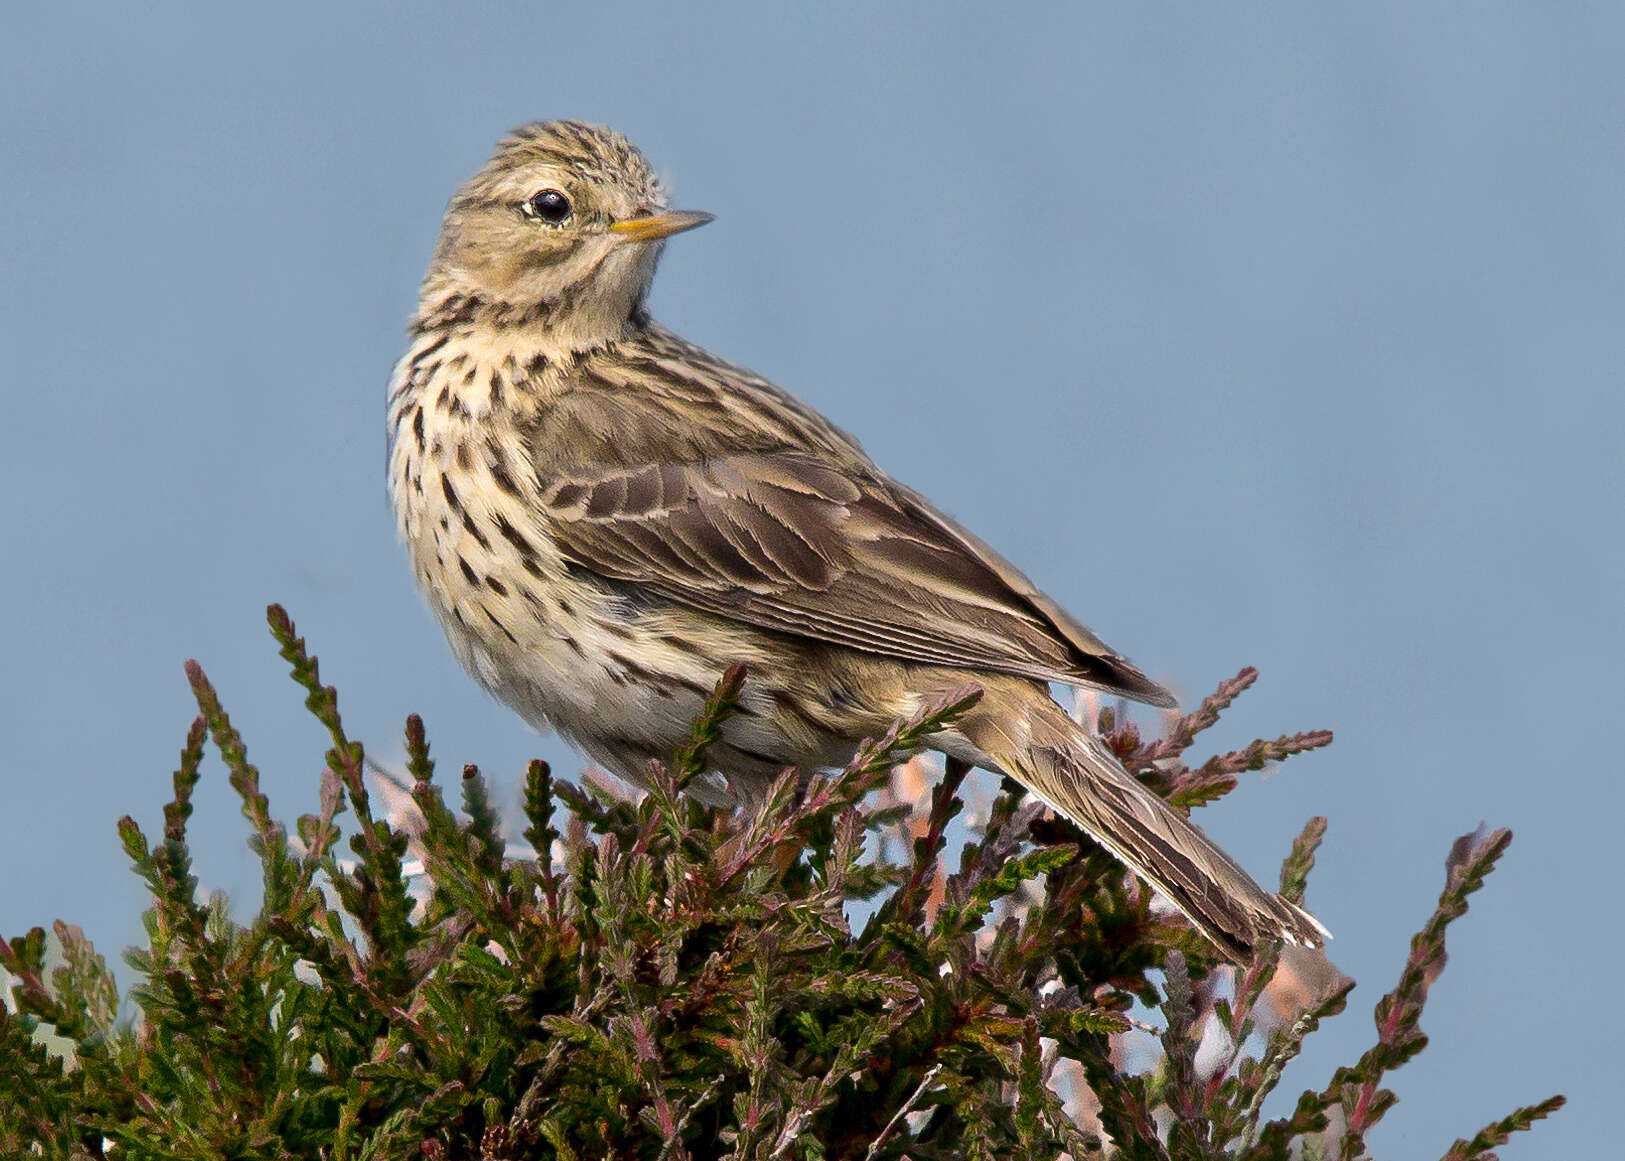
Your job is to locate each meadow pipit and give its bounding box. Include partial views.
[387,120,1326,960]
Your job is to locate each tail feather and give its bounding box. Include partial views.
[959,688,1328,962]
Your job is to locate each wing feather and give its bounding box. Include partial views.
[540,450,1174,705]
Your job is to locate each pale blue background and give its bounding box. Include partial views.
[3,4,1617,1154]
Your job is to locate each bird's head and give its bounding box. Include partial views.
[426,120,711,346]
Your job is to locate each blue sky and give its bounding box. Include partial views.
[3,4,1617,1153]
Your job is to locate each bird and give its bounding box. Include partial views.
[386,119,1326,962]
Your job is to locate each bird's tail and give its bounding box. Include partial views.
[957,684,1328,962]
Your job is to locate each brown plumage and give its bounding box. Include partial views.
[387,120,1326,961]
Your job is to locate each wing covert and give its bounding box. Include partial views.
[540,451,1176,705]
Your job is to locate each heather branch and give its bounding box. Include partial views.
[1205,817,1345,1151]
[268,603,417,980]
[267,604,371,819]
[1320,827,1514,1160]
[1078,1035,1172,1161]
[1158,951,1211,1157]
[0,929,66,1034]
[1141,667,1260,763]
[885,754,970,925]
[183,659,286,873]
[1278,815,1327,906]
[671,660,748,791]
[459,762,507,875]
[1164,732,1334,811]
[411,768,518,946]
[1236,977,1355,1154]
[404,711,435,784]
[1437,1093,1566,1161]
[165,715,206,844]
[522,758,563,916]
[46,922,119,1049]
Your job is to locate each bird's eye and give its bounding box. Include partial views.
[523,189,572,224]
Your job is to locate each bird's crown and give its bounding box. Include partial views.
[452,120,666,216]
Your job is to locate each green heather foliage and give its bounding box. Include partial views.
[1,606,1562,1159]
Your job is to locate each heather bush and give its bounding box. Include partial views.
[0,606,1562,1159]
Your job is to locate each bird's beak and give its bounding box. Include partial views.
[608,209,715,242]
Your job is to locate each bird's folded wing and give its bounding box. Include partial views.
[540,451,1175,706]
